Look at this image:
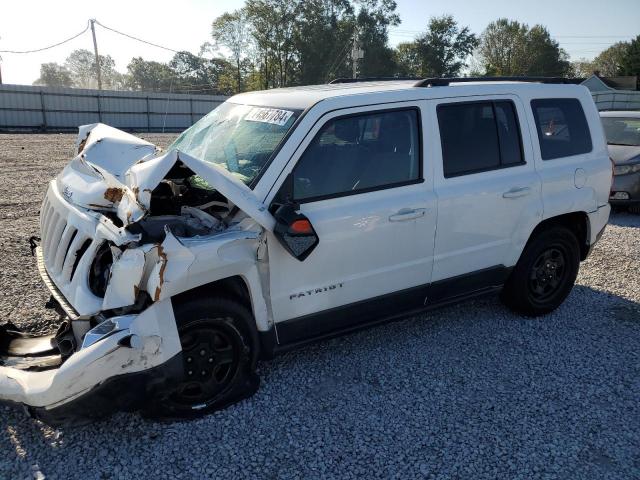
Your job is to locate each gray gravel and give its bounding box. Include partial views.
[1,134,639,480]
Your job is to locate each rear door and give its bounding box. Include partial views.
[266,103,437,342]
[427,95,543,293]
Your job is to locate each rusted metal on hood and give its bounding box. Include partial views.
[77,131,90,154]
[144,229,195,303]
[153,244,168,302]
[104,187,125,203]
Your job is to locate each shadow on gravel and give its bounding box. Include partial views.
[2,285,639,479]
[608,211,640,228]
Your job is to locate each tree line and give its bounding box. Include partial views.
[33,0,640,94]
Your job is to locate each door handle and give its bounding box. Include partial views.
[502,186,531,199]
[389,208,427,222]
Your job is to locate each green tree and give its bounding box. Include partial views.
[33,63,73,87]
[593,42,629,76]
[571,58,596,77]
[394,42,421,76]
[245,0,301,88]
[353,0,400,77]
[570,42,631,78]
[126,57,174,91]
[396,15,478,77]
[169,51,235,95]
[478,19,570,76]
[64,49,121,89]
[295,0,355,83]
[619,35,640,76]
[523,25,570,76]
[208,0,403,88]
[478,19,528,75]
[211,10,252,92]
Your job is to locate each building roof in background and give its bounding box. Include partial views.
[582,74,639,92]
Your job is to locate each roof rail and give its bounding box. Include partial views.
[414,76,580,87]
[329,77,422,84]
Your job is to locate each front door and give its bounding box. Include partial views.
[266,104,437,344]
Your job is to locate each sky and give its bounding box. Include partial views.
[0,0,638,85]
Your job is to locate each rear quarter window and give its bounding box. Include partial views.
[531,98,592,160]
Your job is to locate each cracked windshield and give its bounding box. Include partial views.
[170,102,300,186]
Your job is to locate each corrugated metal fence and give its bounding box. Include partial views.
[0,84,228,132]
[592,91,640,111]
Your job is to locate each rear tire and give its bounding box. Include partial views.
[145,297,260,419]
[501,226,580,316]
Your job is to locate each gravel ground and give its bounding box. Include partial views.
[1,133,639,480]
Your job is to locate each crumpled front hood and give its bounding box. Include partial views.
[608,144,640,165]
[57,123,276,232]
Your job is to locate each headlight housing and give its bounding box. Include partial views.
[614,163,640,176]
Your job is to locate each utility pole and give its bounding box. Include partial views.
[351,31,364,79]
[90,19,102,90]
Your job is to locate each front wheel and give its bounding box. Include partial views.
[145,297,260,419]
[501,226,580,316]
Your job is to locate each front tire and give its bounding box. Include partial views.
[146,297,260,419]
[501,226,580,316]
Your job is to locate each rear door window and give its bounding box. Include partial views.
[437,100,524,178]
[530,98,592,160]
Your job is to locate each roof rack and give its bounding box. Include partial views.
[414,76,580,87]
[329,77,422,84]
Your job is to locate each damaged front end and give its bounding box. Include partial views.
[0,123,274,424]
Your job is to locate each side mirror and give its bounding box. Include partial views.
[273,203,319,261]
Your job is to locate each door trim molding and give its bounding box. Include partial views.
[261,265,511,356]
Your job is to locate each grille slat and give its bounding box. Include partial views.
[46,215,67,269]
[41,203,54,241]
[42,212,58,259]
[53,225,77,274]
[40,197,50,234]
[61,233,89,282]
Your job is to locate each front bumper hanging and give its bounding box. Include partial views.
[0,239,183,424]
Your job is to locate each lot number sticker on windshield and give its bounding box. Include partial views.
[245,107,294,126]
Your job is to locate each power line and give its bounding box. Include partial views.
[0,22,89,54]
[388,28,636,38]
[325,36,354,81]
[94,20,181,53]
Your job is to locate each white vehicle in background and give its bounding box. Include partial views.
[600,110,640,213]
[0,77,611,424]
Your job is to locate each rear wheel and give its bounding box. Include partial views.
[501,226,580,316]
[147,297,259,418]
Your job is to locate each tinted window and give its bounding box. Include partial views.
[437,101,523,178]
[531,98,592,160]
[495,102,524,166]
[293,109,420,201]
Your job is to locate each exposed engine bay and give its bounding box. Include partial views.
[123,169,231,240]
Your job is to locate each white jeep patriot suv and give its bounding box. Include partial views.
[0,77,611,424]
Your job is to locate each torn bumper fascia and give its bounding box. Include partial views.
[0,298,181,411]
